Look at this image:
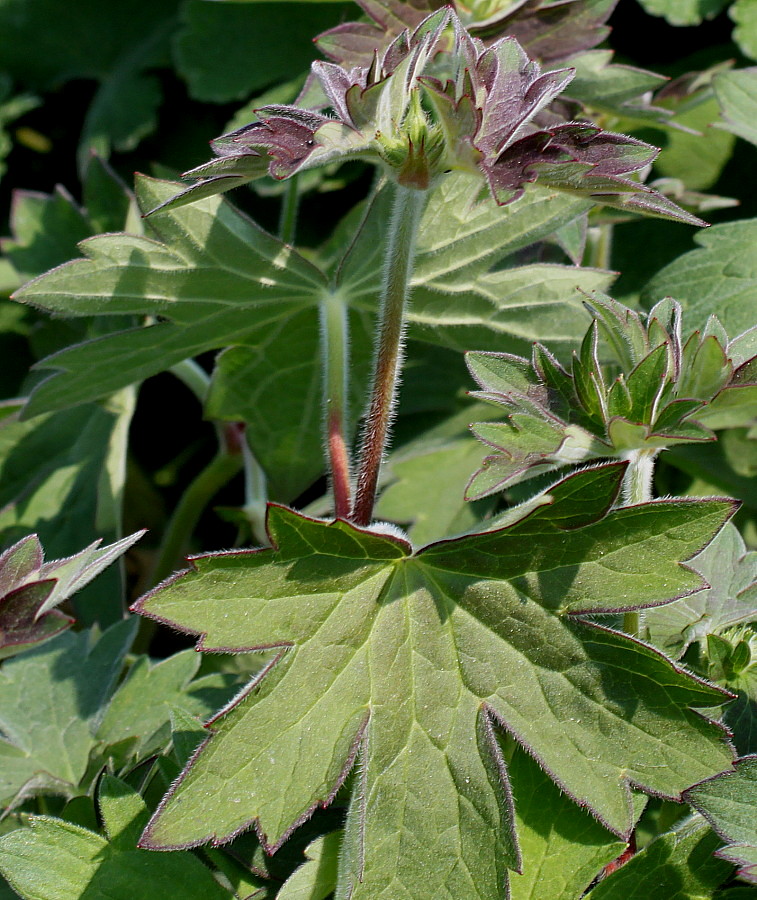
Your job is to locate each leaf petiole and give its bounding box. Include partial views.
[622,447,659,637]
[321,288,352,519]
[351,183,426,526]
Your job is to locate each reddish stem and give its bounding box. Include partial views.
[328,408,352,519]
[351,185,426,527]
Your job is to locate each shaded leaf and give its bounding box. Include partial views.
[2,187,91,284]
[508,746,626,899]
[175,1,353,102]
[135,464,734,899]
[652,94,735,192]
[0,775,235,900]
[78,28,169,169]
[0,0,179,163]
[277,832,342,900]
[589,816,733,898]
[685,756,757,885]
[644,522,757,658]
[0,621,135,805]
[0,391,137,626]
[642,219,757,337]
[714,68,757,148]
[170,708,209,769]
[563,50,669,121]
[96,650,239,760]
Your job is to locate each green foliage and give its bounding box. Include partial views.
[686,757,757,884]
[634,0,727,26]
[0,622,135,805]
[714,69,757,148]
[464,294,757,499]
[0,394,136,625]
[507,746,627,899]
[642,220,757,336]
[135,465,734,898]
[176,2,353,102]
[590,816,734,899]
[0,1,755,896]
[644,522,757,659]
[0,776,236,900]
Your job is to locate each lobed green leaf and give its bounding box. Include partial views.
[134,465,735,899]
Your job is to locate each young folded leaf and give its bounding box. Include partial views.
[0,531,144,659]
[466,293,757,499]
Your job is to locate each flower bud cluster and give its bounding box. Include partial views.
[148,8,702,226]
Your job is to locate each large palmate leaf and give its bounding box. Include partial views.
[16,174,597,499]
[19,174,596,418]
[17,176,331,498]
[0,775,235,900]
[135,464,735,899]
[685,756,757,885]
[17,174,328,418]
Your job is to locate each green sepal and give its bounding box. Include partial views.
[679,334,733,400]
[625,342,671,424]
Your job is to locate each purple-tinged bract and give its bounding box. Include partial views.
[147,8,703,227]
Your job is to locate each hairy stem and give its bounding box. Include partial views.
[321,289,352,518]
[622,448,658,637]
[586,222,613,271]
[279,174,300,246]
[351,184,426,527]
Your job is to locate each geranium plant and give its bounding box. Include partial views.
[0,2,755,899]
